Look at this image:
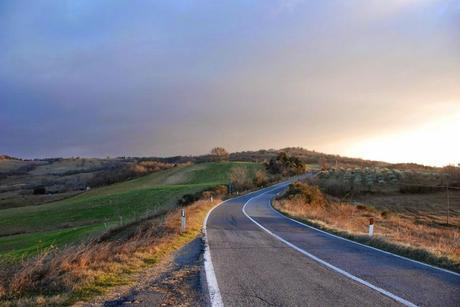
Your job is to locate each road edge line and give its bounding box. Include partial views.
[268,199,460,277]
[241,191,418,307]
[203,200,226,307]
[201,183,286,307]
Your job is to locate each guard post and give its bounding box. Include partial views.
[368,218,374,238]
[180,208,186,233]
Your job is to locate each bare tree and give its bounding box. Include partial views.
[230,166,250,191]
[210,147,229,161]
[253,169,268,187]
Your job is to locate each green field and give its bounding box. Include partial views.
[0,162,261,260]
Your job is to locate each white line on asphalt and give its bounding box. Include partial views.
[241,190,418,307]
[202,182,289,307]
[267,200,460,277]
[203,202,225,307]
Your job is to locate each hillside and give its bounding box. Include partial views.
[0,162,261,261]
[0,157,177,209]
[150,147,442,172]
[1,148,442,210]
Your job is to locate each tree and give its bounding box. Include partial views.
[230,167,250,191]
[210,147,229,161]
[253,169,268,187]
[319,157,329,170]
[266,152,305,176]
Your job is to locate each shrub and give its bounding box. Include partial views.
[88,161,175,187]
[266,152,305,176]
[210,185,228,196]
[179,186,229,206]
[230,167,252,191]
[324,180,352,196]
[253,169,269,187]
[33,187,46,195]
[210,147,229,161]
[178,192,202,206]
[283,182,326,207]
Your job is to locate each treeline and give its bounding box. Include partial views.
[148,147,442,172]
[88,161,178,187]
[4,147,445,172]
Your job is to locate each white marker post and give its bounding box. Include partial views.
[210,195,213,202]
[180,208,186,233]
[368,218,374,238]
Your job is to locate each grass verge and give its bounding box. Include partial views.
[273,182,460,273]
[0,198,219,306]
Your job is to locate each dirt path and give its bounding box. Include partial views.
[79,237,205,307]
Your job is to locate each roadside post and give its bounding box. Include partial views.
[368,218,374,238]
[180,208,186,233]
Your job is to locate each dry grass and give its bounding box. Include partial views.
[274,183,460,272]
[0,199,218,306]
[353,191,460,227]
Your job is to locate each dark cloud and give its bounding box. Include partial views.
[1,0,459,163]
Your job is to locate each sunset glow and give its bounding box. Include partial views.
[1,0,459,166]
[345,109,460,166]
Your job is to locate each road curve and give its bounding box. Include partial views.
[205,184,460,307]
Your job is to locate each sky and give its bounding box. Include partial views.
[1,0,459,166]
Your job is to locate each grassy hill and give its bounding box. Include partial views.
[0,162,261,261]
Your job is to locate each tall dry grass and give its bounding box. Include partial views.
[0,199,218,306]
[274,183,460,272]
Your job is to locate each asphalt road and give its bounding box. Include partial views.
[206,183,460,307]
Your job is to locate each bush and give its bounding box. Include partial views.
[88,161,175,187]
[33,187,46,195]
[179,186,229,206]
[253,169,269,187]
[283,182,326,207]
[230,167,253,191]
[210,147,229,161]
[211,185,229,196]
[266,152,305,176]
[178,192,202,206]
[322,178,352,197]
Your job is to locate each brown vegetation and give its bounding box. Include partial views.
[229,167,252,192]
[3,147,447,209]
[210,147,229,160]
[274,181,460,272]
[442,165,460,187]
[0,198,219,305]
[253,169,269,188]
[88,161,176,187]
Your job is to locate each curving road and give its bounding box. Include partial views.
[205,183,460,306]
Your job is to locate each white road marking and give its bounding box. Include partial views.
[203,201,225,307]
[242,189,418,307]
[202,183,288,307]
[267,197,460,277]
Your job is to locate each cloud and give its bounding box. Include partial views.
[0,0,459,165]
